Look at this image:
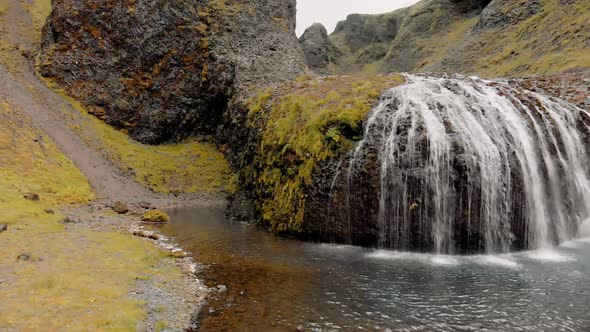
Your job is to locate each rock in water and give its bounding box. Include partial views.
[113,202,129,214]
[132,229,159,240]
[39,0,307,144]
[142,210,170,223]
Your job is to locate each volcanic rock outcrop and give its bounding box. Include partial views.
[39,0,307,144]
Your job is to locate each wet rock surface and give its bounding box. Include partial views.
[302,75,590,253]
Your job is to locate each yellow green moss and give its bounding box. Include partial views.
[244,75,405,232]
[155,321,168,331]
[29,0,52,38]
[142,210,170,223]
[0,100,171,330]
[0,100,95,213]
[39,78,232,194]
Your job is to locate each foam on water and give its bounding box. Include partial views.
[526,249,576,262]
[365,250,419,261]
[429,255,461,266]
[471,255,520,269]
[559,240,584,249]
[366,250,461,266]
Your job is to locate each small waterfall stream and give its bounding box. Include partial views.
[338,75,590,254]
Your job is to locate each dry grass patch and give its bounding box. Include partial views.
[0,100,174,330]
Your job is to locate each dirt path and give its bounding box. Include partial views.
[0,0,150,201]
[0,65,151,201]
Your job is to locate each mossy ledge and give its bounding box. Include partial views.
[234,74,405,234]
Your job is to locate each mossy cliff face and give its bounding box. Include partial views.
[301,0,589,77]
[231,75,405,234]
[39,0,307,144]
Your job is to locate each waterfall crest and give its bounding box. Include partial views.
[337,75,590,254]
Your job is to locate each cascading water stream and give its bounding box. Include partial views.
[338,75,590,254]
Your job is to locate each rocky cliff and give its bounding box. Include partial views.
[39,0,307,144]
[299,23,343,75]
[300,0,589,77]
[37,0,590,253]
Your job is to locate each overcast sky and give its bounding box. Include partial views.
[296,0,421,36]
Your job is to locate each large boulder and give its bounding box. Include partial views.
[299,23,343,75]
[39,0,308,144]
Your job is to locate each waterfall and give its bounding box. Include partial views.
[341,75,590,254]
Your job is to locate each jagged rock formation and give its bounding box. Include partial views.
[298,23,342,75]
[300,0,589,77]
[39,0,307,144]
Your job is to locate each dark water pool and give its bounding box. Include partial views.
[152,207,590,331]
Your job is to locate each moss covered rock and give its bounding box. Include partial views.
[142,210,170,223]
[231,74,405,234]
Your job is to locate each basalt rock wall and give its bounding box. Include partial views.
[39,0,308,144]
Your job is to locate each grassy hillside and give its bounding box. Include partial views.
[306,0,589,77]
[445,0,590,77]
[0,100,166,330]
